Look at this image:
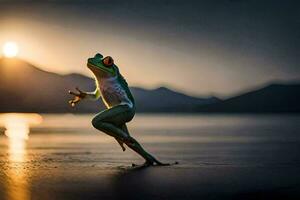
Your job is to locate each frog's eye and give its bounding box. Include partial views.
[102,56,114,67]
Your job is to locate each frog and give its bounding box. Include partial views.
[69,53,168,166]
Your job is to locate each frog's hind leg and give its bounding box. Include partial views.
[121,124,170,165]
[116,138,126,151]
[117,124,131,151]
[94,123,128,152]
[92,105,165,164]
[124,136,170,166]
[93,117,155,163]
[92,107,130,151]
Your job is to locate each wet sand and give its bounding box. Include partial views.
[0,114,300,200]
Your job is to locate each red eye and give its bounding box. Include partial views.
[103,56,114,67]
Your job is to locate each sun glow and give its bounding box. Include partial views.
[2,41,19,58]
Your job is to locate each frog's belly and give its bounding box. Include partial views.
[100,84,132,108]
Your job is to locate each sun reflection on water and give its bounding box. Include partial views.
[0,113,42,200]
[1,113,42,162]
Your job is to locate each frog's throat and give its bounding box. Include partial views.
[87,62,115,76]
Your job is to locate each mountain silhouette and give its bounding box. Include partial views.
[1,57,299,113]
[196,83,300,113]
[0,57,218,113]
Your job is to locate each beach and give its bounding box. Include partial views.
[0,114,300,200]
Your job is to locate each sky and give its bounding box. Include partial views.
[0,0,299,97]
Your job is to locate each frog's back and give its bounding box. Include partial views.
[116,68,135,106]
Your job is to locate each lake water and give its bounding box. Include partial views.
[1,113,300,166]
[0,113,300,200]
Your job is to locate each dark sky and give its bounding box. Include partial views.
[0,0,299,96]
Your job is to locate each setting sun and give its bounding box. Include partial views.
[2,41,19,58]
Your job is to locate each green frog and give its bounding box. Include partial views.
[69,53,168,166]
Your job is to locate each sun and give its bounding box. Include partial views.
[2,41,19,58]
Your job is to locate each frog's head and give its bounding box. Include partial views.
[87,53,117,77]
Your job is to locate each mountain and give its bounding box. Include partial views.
[131,87,219,112]
[1,57,298,113]
[0,57,218,113]
[196,83,300,113]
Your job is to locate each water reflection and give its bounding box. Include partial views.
[0,113,42,200]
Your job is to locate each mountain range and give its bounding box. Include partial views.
[0,57,299,113]
[0,58,218,113]
[197,83,300,113]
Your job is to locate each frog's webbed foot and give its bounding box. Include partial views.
[68,87,87,107]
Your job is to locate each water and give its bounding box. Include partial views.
[0,114,300,200]
[1,114,300,167]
